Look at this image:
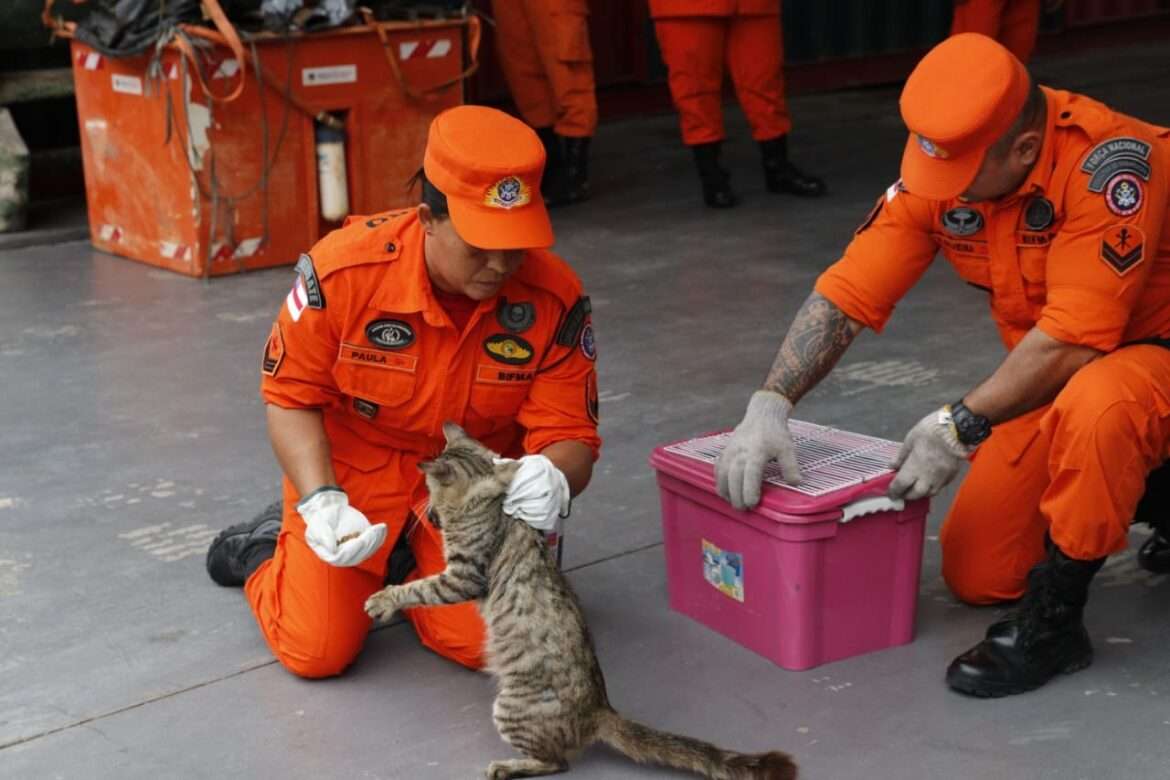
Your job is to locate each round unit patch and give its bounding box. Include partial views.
[496,299,535,333]
[1105,173,1143,216]
[580,323,596,361]
[1023,197,1055,231]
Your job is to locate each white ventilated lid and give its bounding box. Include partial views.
[661,420,900,498]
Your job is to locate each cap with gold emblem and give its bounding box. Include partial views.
[423,105,554,250]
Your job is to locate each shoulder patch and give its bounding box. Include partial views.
[556,296,592,347]
[1100,224,1145,276]
[261,322,285,376]
[1081,137,1152,193]
[294,253,325,309]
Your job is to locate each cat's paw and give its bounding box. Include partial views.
[364,588,402,621]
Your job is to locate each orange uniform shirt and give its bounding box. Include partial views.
[818,88,1170,353]
[260,209,601,509]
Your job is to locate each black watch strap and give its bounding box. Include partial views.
[950,401,992,446]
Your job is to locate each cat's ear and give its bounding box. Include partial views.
[492,457,521,486]
[442,421,469,444]
[419,459,455,484]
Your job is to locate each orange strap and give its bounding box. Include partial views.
[362,8,481,102]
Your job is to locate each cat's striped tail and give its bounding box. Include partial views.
[596,708,797,780]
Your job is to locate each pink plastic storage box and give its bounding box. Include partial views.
[649,422,930,671]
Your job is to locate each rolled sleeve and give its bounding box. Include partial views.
[815,183,938,333]
[518,321,601,459]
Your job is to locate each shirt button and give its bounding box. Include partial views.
[385,242,396,253]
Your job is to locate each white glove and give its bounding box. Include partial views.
[297,487,387,567]
[716,390,802,510]
[495,454,571,532]
[888,406,977,501]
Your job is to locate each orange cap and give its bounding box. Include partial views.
[423,106,553,250]
[899,33,1031,200]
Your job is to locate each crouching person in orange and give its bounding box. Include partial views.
[204,105,601,677]
[715,34,1170,697]
[650,0,825,208]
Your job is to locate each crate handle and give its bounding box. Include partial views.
[362,8,482,102]
[840,495,904,524]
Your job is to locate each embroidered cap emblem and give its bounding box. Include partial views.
[484,176,531,210]
[917,135,949,159]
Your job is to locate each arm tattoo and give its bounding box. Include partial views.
[763,292,859,403]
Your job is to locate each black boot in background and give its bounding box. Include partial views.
[1134,460,1170,574]
[535,127,570,206]
[946,536,1105,698]
[692,142,738,209]
[760,135,826,198]
[559,135,592,205]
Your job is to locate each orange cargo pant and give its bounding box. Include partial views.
[243,463,486,678]
[493,0,597,138]
[951,0,1042,63]
[653,14,792,146]
[940,345,1170,604]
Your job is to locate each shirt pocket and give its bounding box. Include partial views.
[332,345,418,408]
[939,242,992,291]
[465,363,533,436]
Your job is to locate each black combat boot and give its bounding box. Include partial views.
[206,501,282,587]
[1134,461,1170,574]
[692,142,738,209]
[946,536,1106,698]
[535,127,571,207]
[759,135,826,198]
[558,135,592,205]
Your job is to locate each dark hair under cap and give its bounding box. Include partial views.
[409,168,449,217]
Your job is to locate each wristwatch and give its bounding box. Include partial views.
[949,400,993,447]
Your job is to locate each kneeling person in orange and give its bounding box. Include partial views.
[715,34,1170,697]
[205,106,601,677]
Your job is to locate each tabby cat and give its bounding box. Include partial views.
[365,422,797,780]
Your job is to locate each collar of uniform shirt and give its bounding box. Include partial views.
[1008,85,1063,203]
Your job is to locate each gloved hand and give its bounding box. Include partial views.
[888,406,977,501]
[715,390,802,511]
[297,486,387,566]
[495,454,571,531]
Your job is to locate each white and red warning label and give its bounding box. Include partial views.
[301,65,357,87]
[398,39,452,60]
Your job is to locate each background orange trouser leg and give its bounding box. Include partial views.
[244,468,488,677]
[493,0,598,137]
[950,0,1041,63]
[940,346,1170,604]
[726,14,792,141]
[653,18,729,146]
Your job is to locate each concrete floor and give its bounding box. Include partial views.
[4,40,1170,780]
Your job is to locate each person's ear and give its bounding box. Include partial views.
[1014,129,1043,167]
[417,203,435,233]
